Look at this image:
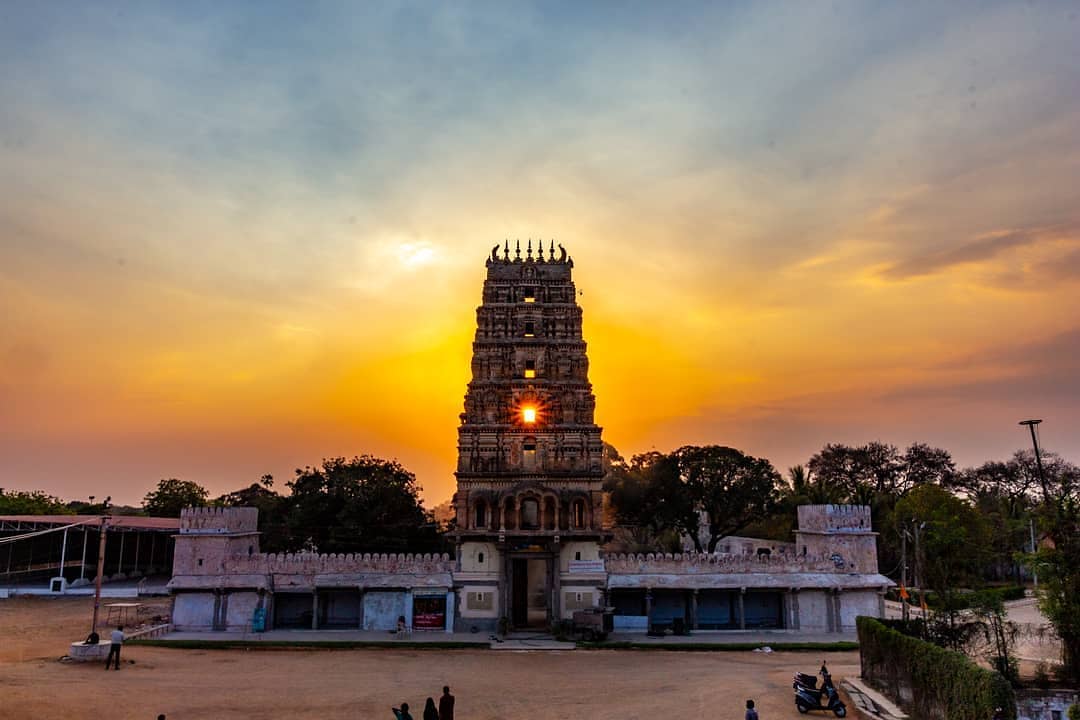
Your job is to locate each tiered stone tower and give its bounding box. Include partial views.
[452,241,608,630]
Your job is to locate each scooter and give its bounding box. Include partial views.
[793,663,846,717]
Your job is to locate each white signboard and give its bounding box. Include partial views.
[568,560,605,573]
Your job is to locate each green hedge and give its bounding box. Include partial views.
[857,616,1015,720]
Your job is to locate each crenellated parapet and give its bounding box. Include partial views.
[604,551,848,575]
[222,552,454,575]
[797,504,872,533]
[179,507,258,534]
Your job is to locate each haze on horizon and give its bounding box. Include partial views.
[2,2,1079,507]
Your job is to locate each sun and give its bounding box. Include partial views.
[522,406,537,424]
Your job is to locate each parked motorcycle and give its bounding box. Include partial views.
[793,663,846,717]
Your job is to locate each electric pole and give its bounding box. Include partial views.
[901,525,909,622]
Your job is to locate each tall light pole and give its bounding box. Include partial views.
[1019,419,1048,495]
[1019,419,1046,591]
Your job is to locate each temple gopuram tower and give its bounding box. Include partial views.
[452,241,608,631]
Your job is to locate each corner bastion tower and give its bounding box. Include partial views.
[452,241,609,631]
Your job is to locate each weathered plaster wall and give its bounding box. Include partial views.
[362,590,406,631]
[173,593,216,631]
[605,552,840,575]
[798,590,831,631]
[559,542,600,571]
[839,590,879,631]
[224,591,261,630]
[1015,689,1078,720]
[460,542,498,572]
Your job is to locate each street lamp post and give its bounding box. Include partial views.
[1019,419,1046,591]
[1019,419,1048,495]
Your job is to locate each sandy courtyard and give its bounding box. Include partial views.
[1,596,858,720]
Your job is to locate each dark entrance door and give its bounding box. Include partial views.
[511,558,528,627]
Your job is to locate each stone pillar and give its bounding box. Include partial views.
[445,590,455,634]
[404,589,414,629]
[790,588,801,630]
[738,588,746,630]
[501,545,511,627]
[690,589,699,631]
[645,588,653,630]
[552,556,562,622]
[212,590,222,631]
[311,590,319,630]
[358,588,365,630]
[117,533,125,576]
[833,590,843,633]
[877,588,887,619]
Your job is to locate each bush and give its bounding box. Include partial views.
[858,616,1016,720]
[1033,662,1051,689]
[1068,703,1080,720]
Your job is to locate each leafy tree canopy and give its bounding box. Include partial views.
[285,456,442,554]
[142,478,209,517]
[0,488,73,515]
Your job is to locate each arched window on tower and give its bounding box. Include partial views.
[523,440,537,471]
[572,499,586,529]
[521,498,539,529]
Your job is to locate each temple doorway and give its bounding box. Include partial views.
[510,557,550,628]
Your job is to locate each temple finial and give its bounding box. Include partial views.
[549,240,555,261]
[527,239,533,260]
[503,239,510,261]
[515,239,521,260]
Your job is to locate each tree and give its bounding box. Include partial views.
[603,451,693,552]
[673,445,783,553]
[958,457,1039,583]
[902,443,957,488]
[971,590,1020,685]
[0,489,72,515]
[142,478,209,517]
[1025,451,1080,682]
[895,483,990,649]
[285,456,443,554]
[213,475,290,553]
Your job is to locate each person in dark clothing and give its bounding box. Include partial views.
[422,698,438,720]
[745,698,759,720]
[439,686,455,720]
[104,626,124,670]
[392,702,413,720]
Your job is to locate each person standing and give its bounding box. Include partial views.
[104,626,124,670]
[439,686,455,720]
[745,699,759,720]
[392,702,413,720]
[422,698,438,720]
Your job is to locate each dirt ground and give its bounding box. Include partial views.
[1,597,859,720]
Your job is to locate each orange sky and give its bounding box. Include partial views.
[2,3,1079,506]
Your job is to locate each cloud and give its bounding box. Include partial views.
[879,229,1040,280]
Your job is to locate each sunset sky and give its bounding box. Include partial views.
[2,2,1079,507]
